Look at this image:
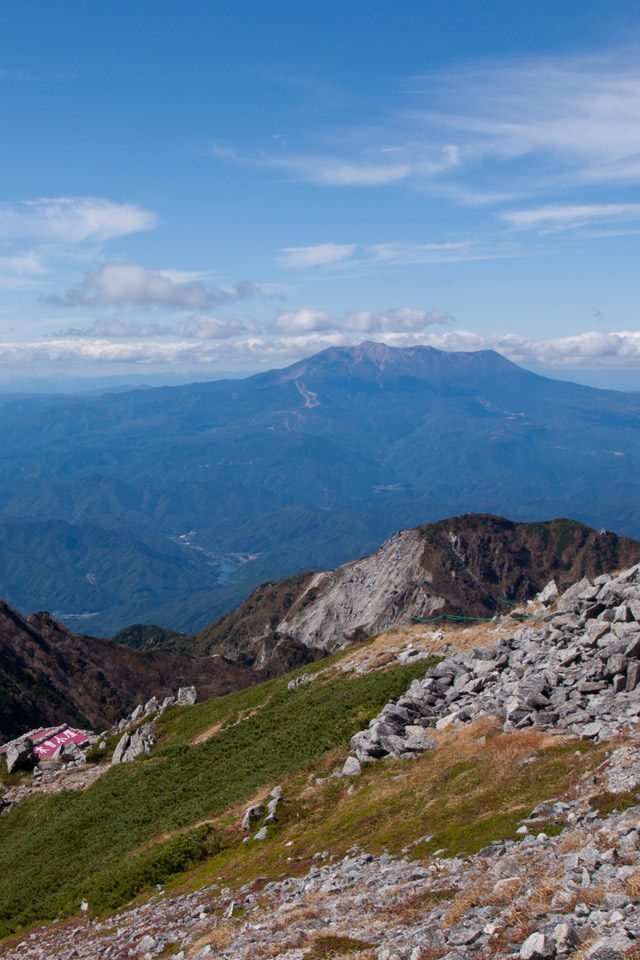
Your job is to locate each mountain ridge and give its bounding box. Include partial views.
[128,513,640,667]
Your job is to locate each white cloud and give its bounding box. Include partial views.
[368,241,482,264]
[409,52,640,187]
[4,329,640,369]
[491,331,640,367]
[179,314,250,340]
[275,306,453,334]
[280,243,356,268]
[386,329,640,367]
[0,251,47,275]
[378,308,452,331]
[45,262,270,310]
[53,319,181,339]
[0,197,157,243]
[155,269,213,284]
[54,313,250,341]
[502,203,640,232]
[275,308,336,333]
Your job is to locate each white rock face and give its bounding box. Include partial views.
[276,529,446,653]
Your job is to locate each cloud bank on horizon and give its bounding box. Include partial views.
[1,2,640,383]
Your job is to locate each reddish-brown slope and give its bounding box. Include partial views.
[0,599,254,742]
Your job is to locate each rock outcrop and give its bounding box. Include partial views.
[350,564,640,762]
[191,515,640,670]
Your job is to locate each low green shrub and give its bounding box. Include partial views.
[0,656,434,937]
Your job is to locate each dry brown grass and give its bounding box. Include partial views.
[188,921,237,955]
[564,885,613,910]
[256,933,309,958]
[443,875,493,927]
[529,873,562,911]
[267,904,323,932]
[336,616,521,676]
[378,885,456,926]
[489,916,536,956]
[418,716,557,784]
[557,831,588,853]
[625,871,640,899]
[567,937,598,960]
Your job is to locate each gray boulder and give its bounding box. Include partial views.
[5,737,35,775]
[241,804,263,831]
[122,731,147,763]
[583,933,633,959]
[144,697,159,716]
[342,756,362,776]
[553,921,579,955]
[61,741,86,764]
[537,579,559,603]
[130,704,144,723]
[176,686,197,706]
[519,932,555,959]
[111,732,131,765]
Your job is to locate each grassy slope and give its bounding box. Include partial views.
[0,646,433,937]
[0,634,613,943]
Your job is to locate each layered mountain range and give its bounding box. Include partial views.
[1,342,640,634]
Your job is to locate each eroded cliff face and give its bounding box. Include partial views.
[192,514,640,669]
[276,528,444,652]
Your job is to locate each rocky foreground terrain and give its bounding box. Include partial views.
[3,564,640,959]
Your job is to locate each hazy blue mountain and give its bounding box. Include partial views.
[1,340,639,634]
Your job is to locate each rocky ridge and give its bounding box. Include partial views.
[4,568,640,958]
[349,565,640,763]
[189,515,640,668]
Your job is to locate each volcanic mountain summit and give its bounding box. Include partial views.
[0,342,639,635]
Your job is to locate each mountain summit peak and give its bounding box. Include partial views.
[275,339,518,384]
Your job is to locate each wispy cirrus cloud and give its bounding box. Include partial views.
[215,49,640,203]
[264,145,460,187]
[44,262,272,310]
[411,52,640,187]
[0,252,47,275]
[502,203,640,232]
[0,251,49,289]
[279,243,357,268]
[278,239,513,270]
[0,197,157,243]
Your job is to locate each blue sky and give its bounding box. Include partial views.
[2,0,640,386]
